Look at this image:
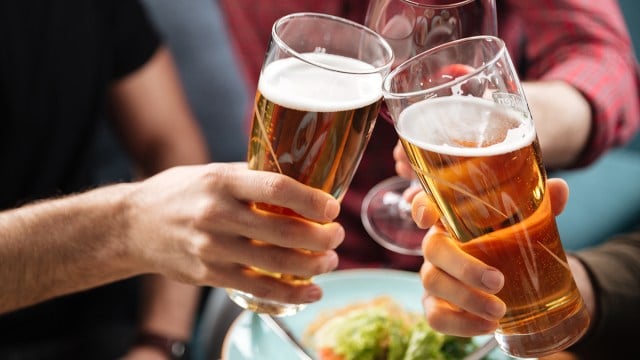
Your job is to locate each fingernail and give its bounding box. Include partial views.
[485,300,506,319]
[324,199,340,220]
[481,269,504,292]
[415,205,425,223]
[304,286,322,302]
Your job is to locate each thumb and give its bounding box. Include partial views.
[547,178,569,216]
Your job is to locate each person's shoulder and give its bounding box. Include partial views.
[108,0,161,79]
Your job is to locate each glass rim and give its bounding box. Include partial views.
[401,0,475,8]
[272,12,395,75]
[382,35,506,100]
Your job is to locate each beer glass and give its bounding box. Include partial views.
[226,13,394,316]
[382,36,590,358]
[361,0,497,255]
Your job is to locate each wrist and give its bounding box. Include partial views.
[101,182,149,275]
[133,331,190,360]
[90,183,141,275]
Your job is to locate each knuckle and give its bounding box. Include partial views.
[248,284,271,298]
[272,220,296,244]
[457,261,477,284]
[191,263,212,285]
[193,200,221,228]
[458,291,479,313]
[306,257,329,277]
[202,163,242,195]
[422,234,440,260]
[270,284,299,304]
[261,175,288,199]
[173,260,209,286]
[194,233,225,259]
[201,163,225,186]
[249,280,284,301]
[306,190,324,210]
[421,267,443,292]
[308,227,335,252]
[249,245,294,275]
[268,250,292,271]
[206,263,244,288]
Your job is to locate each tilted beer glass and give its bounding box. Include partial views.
[226,13,394,316]
[361,0,498,255]
[382,36,590,357]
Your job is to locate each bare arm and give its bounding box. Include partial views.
[109,46,210,174]
[523,81,592,169]
[0,184,138,313]
[107,47,210,346]
[0,163,344,315]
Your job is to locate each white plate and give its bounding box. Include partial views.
[221,269,515,360]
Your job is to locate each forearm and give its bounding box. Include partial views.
[523,81,591,169]
[513,0,639,168]
[110,46,210,177]
[138,276,201,339]
[567,256,596,323]
[0,184,140,314]
[110,47,210,343]
[568,233,640,357]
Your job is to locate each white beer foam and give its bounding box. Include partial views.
[397,96,536,157]
[258,53,383,112]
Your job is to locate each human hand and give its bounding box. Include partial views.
[392,140,426,206]
[121,162,344,305]
[393,140,414,180]
[391,61,477,179]
[415,178,569,337]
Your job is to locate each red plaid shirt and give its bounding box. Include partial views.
[221,0,640,270]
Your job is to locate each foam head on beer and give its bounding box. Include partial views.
[238,51,387,316]
[396,96,535,157]
[395,96,540,238]
[250,52,385,201]
[395,95,590,358]
[258,53,383,113]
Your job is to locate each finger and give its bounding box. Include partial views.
[200,235,339,278]
[411,191,440,229]
[203,262,326,304]
[401,183,422,203]
[202,198,345,251]
[423,296,499,337]
[218,164,341,224]
[423,228,504,294]
[393,141,415,179]
[547,178,569,216]
[420,262,505,321]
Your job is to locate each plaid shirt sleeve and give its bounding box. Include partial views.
[219,0,368,91]
[224,0,639,169]
[501,0,640,167]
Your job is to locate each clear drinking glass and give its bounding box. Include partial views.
[382,35,590,358]
[361,0,497,255]
[226,12,394,317]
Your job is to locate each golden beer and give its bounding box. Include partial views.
[397,97,590,357]
[230,53,383,316]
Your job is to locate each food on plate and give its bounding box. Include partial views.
[303,296,478,360]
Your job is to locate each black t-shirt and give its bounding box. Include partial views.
[0,0,159,357]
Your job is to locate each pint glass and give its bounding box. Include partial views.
[382,36,590,357]
[226,13,394,316]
